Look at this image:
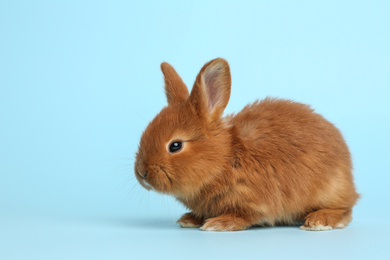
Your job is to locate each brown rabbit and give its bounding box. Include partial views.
[134,58,359,231]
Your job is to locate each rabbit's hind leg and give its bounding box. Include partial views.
[300,208,352,231]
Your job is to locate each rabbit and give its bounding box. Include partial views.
[134,58,359,231]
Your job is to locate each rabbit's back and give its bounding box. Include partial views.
[229,98,350,167]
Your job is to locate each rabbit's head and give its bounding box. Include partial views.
[135,58,232,196]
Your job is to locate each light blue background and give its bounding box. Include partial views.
[1,0,389,259]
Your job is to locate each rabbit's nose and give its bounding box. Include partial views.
[139,170,148,179]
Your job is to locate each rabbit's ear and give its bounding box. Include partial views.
[189,58,231,121]
[161,62,189,105]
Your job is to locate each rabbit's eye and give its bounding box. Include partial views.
[169,141,183,153]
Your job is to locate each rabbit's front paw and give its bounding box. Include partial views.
[177,212,204,228]
[200,214,251,231]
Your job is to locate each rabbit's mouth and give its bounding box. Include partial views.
[135,169,155,191]
[139,178,154,191]
[135,164,174,193]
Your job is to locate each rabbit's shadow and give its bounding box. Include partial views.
[99,216,302,232]
[101,216,178,230]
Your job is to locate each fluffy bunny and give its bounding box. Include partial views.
[134,58,359,231]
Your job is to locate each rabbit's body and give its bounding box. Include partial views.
[135,58,358,231]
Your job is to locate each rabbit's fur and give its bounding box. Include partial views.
[134,58,359,231]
